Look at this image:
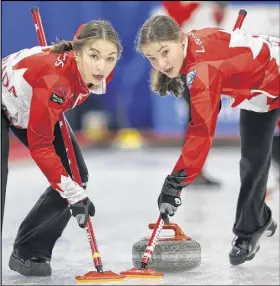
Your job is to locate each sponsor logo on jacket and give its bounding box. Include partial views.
[50,93,65,105]
[186,70,197,89]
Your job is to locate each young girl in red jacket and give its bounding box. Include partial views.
[2,20,122,276]
[136,15,279,266]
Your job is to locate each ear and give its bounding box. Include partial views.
[74,52,80,62]
[180,33,186,47]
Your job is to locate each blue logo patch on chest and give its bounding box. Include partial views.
[186,70,197,89]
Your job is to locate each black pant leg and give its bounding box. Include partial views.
[1,111,11,229]
[11,121,88,260]
[272,132,280,169]
[233,109,279,238]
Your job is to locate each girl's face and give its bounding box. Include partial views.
[141,38,186,78]
[76,39,118,86]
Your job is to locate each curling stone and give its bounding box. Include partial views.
[132,223,201,272]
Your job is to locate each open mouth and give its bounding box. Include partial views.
[93,74,104,81]
[164,67,173,74]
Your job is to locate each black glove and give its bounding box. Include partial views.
[158,193,181,224]
[70,198,95,228]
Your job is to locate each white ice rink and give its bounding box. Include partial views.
[1,147,279,285]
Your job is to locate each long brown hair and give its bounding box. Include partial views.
[136,15,185,97]
[50,20,123,59]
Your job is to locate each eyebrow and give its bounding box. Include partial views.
[145,45,168,57]
[157,45,167,52]
[89,48,117,55]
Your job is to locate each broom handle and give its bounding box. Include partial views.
[31,7,103,272]
[139,8,248,270]
[233,9,247,31]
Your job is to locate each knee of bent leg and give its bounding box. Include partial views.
[81,172,89,190]
[77,161,89,189]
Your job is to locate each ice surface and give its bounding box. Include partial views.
[2,147,279,285]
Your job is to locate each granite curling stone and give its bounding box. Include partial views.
[132,223,201,272]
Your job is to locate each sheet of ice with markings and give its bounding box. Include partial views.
[2,147,279,285]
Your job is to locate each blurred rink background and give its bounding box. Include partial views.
[1,1,279,285]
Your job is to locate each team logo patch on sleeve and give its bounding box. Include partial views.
[50,93,65,105]
[186,70,197,89]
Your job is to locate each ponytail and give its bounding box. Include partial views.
[50,40,73,53]
[151,70,185,98]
